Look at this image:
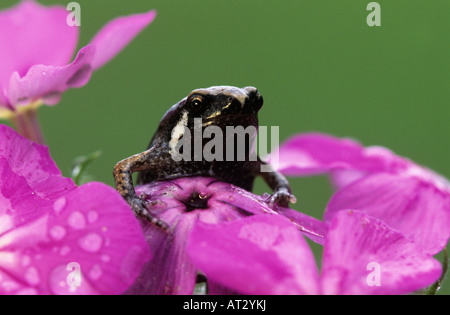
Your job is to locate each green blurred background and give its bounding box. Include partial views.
[2,0,449,294]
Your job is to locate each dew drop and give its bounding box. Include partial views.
[68,211,86,230]
[21,255,31,267]
[25,267,40,286]
[87,211,99,224]
[49,264,97,295]
[53,197,67,214]
[89,264,102,281]
[49,225,67,241]
[1,280,19,292]
[78,233,103,253]
[100,255,110,263]
[59,246,71,256]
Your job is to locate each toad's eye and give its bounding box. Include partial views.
[189,96,204,111]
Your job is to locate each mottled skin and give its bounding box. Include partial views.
[113,86,296,230]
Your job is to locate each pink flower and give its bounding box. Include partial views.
[0,0,156,114]
[187,211,442,295]
[272,133,450,255]
[0,125,150,294]
[181,133,446,295]
[124,177,326,295]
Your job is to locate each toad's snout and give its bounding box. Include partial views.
[243,86,263,112]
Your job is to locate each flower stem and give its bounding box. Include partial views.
[10,105,46,145]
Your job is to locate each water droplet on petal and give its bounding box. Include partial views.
[1,280,19,292]
[87,211,99,224]
[100,255,110,263]
[59,246,71,256]
[21,255,31,267]
[68,211,86,230]
[78,233,103,253]
[49,225,66,241]
[25,267,40,286]
[53,197,67,214]
[49,265,96,295]
[89,264,102,281]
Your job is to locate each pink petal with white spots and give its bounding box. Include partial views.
[0,126,150,294]
[0,181,150,295]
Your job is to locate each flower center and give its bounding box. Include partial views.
[182,191,210,212]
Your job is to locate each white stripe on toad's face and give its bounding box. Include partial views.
[169,110,188,152]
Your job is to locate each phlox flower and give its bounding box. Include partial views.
[126,133,449,295]
[274,133,450,255]
[0,0,156,143]
[125,177,326,295]
[0,125,150,294]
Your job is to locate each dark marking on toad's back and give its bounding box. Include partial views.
[113,86,296,230]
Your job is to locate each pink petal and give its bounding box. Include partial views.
[213,184,327,244]
[7,45,95,107]
[325,174,450,255]
[0,90,7,108]
[89,10,156,70]
[272,133,406,177]
[0,126,150,294]
[0,182,150,295]
[321,210,442,295]
[0,125,75,198]
[125,217,198,295]
[128,177,326,294]
[187,214,320,294]
[280,208,327,245]
[0,0,78,94]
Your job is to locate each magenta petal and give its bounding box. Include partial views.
[125,217,198,295]
[0,0,78,91]
[89,10,156,70]
[44,182,150,295]
[0,90,7,108]
[0,182,150,295]
[280,208,327,245]
[7,45,95,107]
[216,184,326,244]
[0,126,150,294]
[272,133,406,177]
[321,210,442,295]
[187,214,320,294]
[0,125,75,198]
[325,173,450,255]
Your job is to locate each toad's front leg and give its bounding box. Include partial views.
[259,161,297,208]
[113,146,169,230]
